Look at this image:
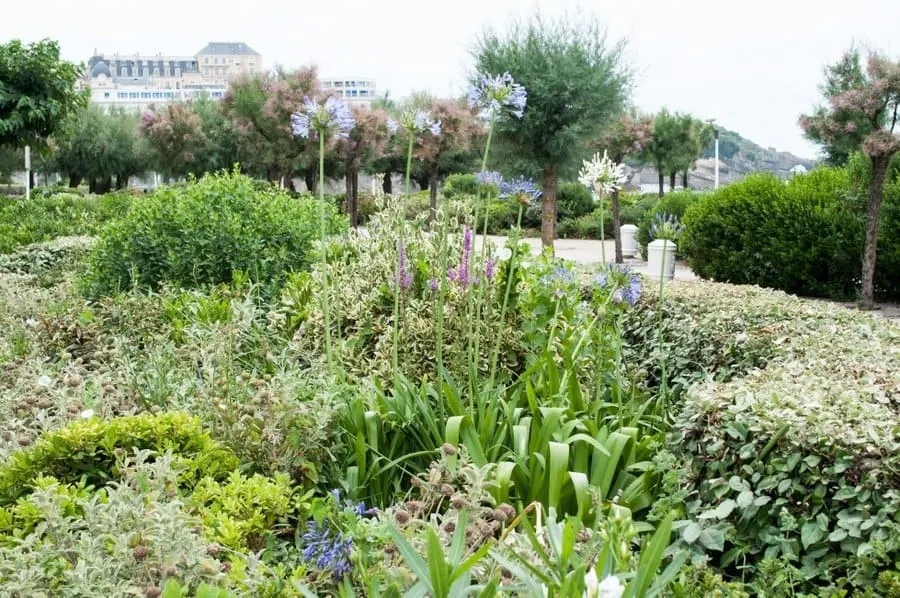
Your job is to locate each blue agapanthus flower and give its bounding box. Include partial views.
[594,264,642,307]
[291,96,355,140]
[476,171,503,187]
[649,212,685,241]
[301,521,353,579]
[467,72,527,118]
[391,108,441,137]
[499,176,541,204]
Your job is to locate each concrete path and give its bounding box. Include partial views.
[478,234,698,281]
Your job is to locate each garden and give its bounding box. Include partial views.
[1,19,900,598]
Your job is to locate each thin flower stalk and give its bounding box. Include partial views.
[579,151,627,264]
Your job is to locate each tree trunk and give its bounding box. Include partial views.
[383,174,392,195]
[658,170,664,197]
[115,174,128,190]
[541,166,558,249]
[351,171,359,227]
[29,170,36,190]
[68,175,81,188]
[344,171,353,220]
[860,154,889,310]
[428,172,438,222]
[611,188,623,263]
[669,172,676,192]
[682,170,689,190]
[303,169,314,195]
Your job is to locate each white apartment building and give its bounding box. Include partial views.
[320,77,378,104]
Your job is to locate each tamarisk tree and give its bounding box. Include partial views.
[800,50,900,309]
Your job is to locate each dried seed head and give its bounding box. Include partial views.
[144,587,162,598]
[440,484,455,497]
[404,500,425,514]
[206,543,222,556]
[442,521,456,534]
[497,503,516,521]
[450,494,468,509]
[17,434,32,447]
[440,443,458,456]
[132,545,150,561]
[394,510,411,524]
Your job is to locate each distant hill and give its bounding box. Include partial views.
[632,127,818,192]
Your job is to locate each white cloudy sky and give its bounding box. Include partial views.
[4,0,899,159]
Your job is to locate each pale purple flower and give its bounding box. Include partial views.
[467,72,527,118]
[485,258,496,281]
[499,176,541,205]
[649,212,685,241]
[448,225,473,287]
[397,108,441,137]
[387,118,399,135]
[429,278,439,291]
[476,171,503,187]
[594,264,642,306]
[291,96,355,140]
[301,521,353,579]
[396,241,413,291]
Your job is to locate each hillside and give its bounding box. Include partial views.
[632,127,818,191]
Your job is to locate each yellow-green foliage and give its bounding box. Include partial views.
[0,412,238,505]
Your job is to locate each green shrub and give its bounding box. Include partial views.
[636,191,703,257]
[556,182,594,220]
[556,208,612,239]
[443,173,478,198]
[646,281,900,592]
[0,412,238,506]
[0,191,133,254]
[619,194,658,226]
[681,171,869,300]
[84,170,346,297]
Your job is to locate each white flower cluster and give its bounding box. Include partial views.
[578,150,627,198]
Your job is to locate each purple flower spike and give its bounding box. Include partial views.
[396,241,413,291]
[485,258,496,281]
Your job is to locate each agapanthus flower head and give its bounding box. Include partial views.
[499,176,541,205]
[475,170,504,187]
[396,108,441,136]
[291,96,355,140]
[649,212,685,241]
[300,520,353,579]
[594,264,642,307]
[542,264,576,299]
[468,72,527,118]
[578,150,627,197]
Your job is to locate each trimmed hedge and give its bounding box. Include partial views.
[0,191,132,254]
[626,281,900,593]
[680,168,900,300]
[84,170,346,297]
[0,412,238,506]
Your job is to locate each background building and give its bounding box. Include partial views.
[320,77,378,104]
[81,42,262,112]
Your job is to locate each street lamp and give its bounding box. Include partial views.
[707,118,719,190]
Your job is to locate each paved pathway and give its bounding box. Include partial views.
[478,234,698,281]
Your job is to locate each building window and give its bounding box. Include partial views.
[351,89,358,97]
[359,90,368,96]
[129,92,139,99]
[141,92,151,98]
[214,58,219,64]
[204,57,209,64]
[118,92,127,99]
[249,68,255,75]
[334,81,343,88]
[104,92,110,98]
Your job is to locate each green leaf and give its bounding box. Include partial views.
[698,527,725,552]
[682,522,702,544]
[801,522,824,548]
[736,490,754,508]
[714,499,736,519]
[828,528,848,543]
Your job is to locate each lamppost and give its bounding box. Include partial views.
[24,145,31,201]
[707,118,719,190]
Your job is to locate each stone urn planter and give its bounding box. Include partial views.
[620,224,638,257]
[647,239,676,280]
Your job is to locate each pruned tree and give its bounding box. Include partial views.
[474,13,631,247]
[640,109,680,197]
[592,108,653,262]
[222,67,320,189]
[334,105,390,226]
[138,103,206,182]
[800,49,900,309]
[415,99,481,218]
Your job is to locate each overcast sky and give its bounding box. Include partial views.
[4,0,899,159]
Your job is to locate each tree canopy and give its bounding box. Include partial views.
[474,13,631,246]
[800,49,900,309]
[0,39,86,148]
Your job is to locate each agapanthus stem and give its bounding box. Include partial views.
[598,191,606,264]
[393,134,416,377]
[435,208,449,391]
[488,203,524,386]
[657,238,668,398]
[319,134,334,373]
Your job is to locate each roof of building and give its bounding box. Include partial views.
[196,42,260,56]
[90,60,112,78]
